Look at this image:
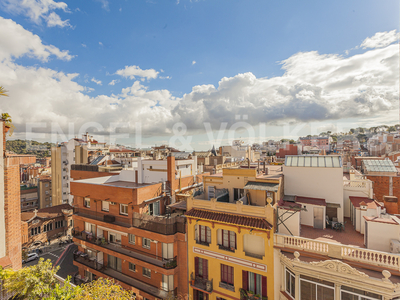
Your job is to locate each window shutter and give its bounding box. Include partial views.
[203,259,208,280]
[195,257,199,276]
[207,227,211,244]
[242,270,248,291]
[262,275,267,297]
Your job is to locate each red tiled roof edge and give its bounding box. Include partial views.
[185,208,272,230]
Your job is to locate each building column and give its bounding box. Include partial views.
[295,274,300,300]
[335,284,341,300]
[281,264,285,292]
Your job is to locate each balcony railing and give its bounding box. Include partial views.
[190,272,213,293]
[219,281,235,292]
[218,244,235,253]
[73,255,173,299]
[274,234,400,271]
[196,240,210,247]
[72,229,178,269]
[74,207,132,228]
[132,212,186,235]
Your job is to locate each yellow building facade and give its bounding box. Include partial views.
[186,167,279,300]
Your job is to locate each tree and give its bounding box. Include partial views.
[0,258,60,299]
[42,277,78,300]
[74,278,135,300]
[0,86,8,97]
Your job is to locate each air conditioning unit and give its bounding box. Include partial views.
[390,239,400,253]
[110,202,116,205]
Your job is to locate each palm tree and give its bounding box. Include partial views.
[0,86,8,97]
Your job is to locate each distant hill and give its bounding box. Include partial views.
[6,140,54,158]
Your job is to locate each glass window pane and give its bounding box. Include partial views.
[311,156,318,167]
[292,156,298,166]
[318,157,325,167]
[325,157,333,168]
[300,280,316,300]
[317,285,334,300]
[298,156,305,167]
[341,292,358,300]
[286,156,292,166]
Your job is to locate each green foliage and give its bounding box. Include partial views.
[6,139,54,158]
[43,277,79,300]
[74,278,135,300]
[0,258,60,299]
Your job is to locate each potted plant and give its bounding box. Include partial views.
[247,290,254,297]
[254,294,261,300]
[1,113,15,136]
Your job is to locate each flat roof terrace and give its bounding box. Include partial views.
[73,176,152,189]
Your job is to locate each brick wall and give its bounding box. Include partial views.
[367,175,400,214]
[4,155,22,270]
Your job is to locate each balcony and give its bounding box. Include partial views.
[73,255,173,299]
[195,240,210,247]
[190,272,213,293]
[72,229,177,269]
[74,207,132,228]
[219,281,235,292]
[132,212,186,235]
[274,233,400,271]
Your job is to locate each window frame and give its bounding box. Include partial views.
[129,233,135,245]
[102,201,110,212]
[142,237,151,249]
[142,267,151,278]
[120,204,128,216]
[84,197,90,208]
[221,264,234,285]
[129,262,136,272]
[285,268,295,299]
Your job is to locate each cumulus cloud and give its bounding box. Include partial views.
[360,30,399,49]
[115,65,159,80]
[192,60,196,65]
[91,77,102,85]
[108,79,119,86]
[1,0,71,28]
[0,17,73,62]
[0,20,398,140]
[95,0,109,11]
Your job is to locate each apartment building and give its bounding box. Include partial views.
[274,155,400,299]
[20,185,38,212]
[185,167,280,300]
[52,134,108,206]
[299,136,332,152]
[38,175,52,208]
[71,155,206,299]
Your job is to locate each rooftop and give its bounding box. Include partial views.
[350,196,383,209]
[363,159,397,173]
[285,155,342,168]
[21,204,72,222]
[185,208,272,230]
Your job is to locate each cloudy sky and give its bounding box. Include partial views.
[0,0,398,150]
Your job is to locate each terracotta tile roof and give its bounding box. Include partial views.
[278,199,302,210]
[21,204,72,221]
[185,208,272,230]
[363,216,399,225]
[350,196,382,209]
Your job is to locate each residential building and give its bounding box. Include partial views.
[186,166,278,300]
[21,204,73,248]
[273,155,400,299]
[70,155,206,299]
[20,185,38,212]
[0,120,22,271]
[51,134,108,206]
[276,144,299,159]
[38,175,52,208]
[299,136,332,152]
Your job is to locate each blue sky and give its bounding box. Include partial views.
[0,0,399,149]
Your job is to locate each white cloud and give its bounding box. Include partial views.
[91,77,102,85]
[95,0,109,11]
[81,44,87,48]
[1,0,71,28]
[0,17,73,62]
[108,79,119,86]
[115,65,159,80]
[0,22,397,140]
[192,60,196,65]
[360,30,399,49]
[99,42,103,46]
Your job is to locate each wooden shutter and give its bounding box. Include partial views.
[195,257,199,276]
[203,259,208,280]
[242,270,248,291]
[262,275,267,297]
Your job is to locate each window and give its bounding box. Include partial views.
[149,201,160,216]
[45,183,49,187]
[85,222,95,235]
[285,268,295,298]
[341,286,382,300]
[129,262,136,272]
[45,191,49,195]
[143,238,151,249]
[120,204,128,215]
[234,188,244,201]
[109,232,122,245]
[84,197,90,208]
[102,201,110,212]
[129,234,135,245]
[196,225,211,245]
[107,254,122,272]
[162,274,174,292]
[221,264,234,285]
[195,257,208,279]
[44,225,47,232]
[299,275,334,300]
[220,229,236,250]
[142,267,151,278]
[242,271,267,298]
